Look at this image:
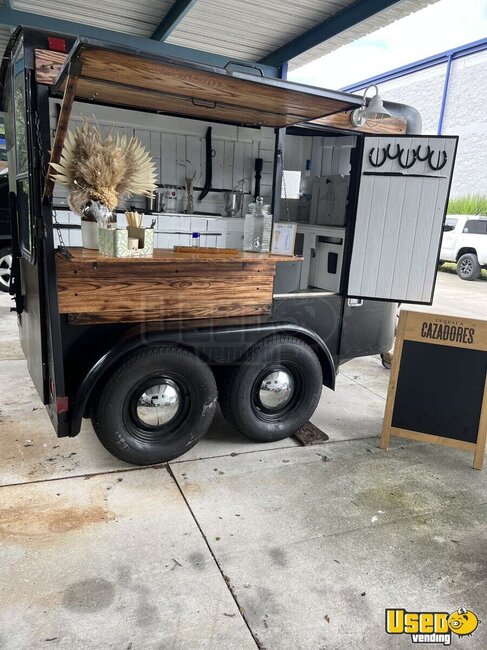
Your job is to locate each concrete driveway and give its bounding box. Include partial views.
[0,272,486,649]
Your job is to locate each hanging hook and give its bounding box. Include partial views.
[385,143,401,160]
[415,144,431,161]
[398,148,417,169]
[428,149,447,171]
[368,147,387,168]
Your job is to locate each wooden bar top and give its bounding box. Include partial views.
[56,247,301,325]
[63,248,301,264]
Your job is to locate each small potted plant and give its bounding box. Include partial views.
[50,120,157,248]
[178,159,199,215]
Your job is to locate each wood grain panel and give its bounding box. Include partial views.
[68,303,272,324]
[57,275,273,313]
[402,311,487,352]
[70,78,316,127]
[57,261,276,279]
[56,248,298,324]
[35,49,68,85]
[44,70,79,198]
[77,48,355,118]
[311,112,407,134]
[54,46,357,127]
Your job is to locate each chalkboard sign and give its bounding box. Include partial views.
[380,310,487,470]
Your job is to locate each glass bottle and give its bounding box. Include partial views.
[243,197,272,253]
[192,232,201,247]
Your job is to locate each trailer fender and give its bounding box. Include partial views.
[69,322,336,437]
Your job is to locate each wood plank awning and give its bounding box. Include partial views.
[51,39,361,128]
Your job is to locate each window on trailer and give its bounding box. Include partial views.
[12,45,33,261]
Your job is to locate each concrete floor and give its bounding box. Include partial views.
[0,272,486,649]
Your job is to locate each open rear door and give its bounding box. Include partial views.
[347,135,458,304]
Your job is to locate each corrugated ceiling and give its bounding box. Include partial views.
[166,0,349,60]
[12,0,174,37]
[5,0,439,70]
[288,0,439,69]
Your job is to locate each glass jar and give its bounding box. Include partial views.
[243,197,272,253]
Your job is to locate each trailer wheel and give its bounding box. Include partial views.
[219,335,322,443]
[92,346,217,465]
[0,246,12,293]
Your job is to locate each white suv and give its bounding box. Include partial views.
[440,215,487,280]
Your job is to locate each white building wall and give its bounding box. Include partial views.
[352,48,487,198]
[374,64,445,135]
[442,50,487,198]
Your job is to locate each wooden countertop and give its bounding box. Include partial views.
[57,247,299,325]
[63,248,301,264]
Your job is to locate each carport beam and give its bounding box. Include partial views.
[260,0,402,66]
[151,0,199,41]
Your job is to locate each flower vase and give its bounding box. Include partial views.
[80,201,116,249]
[81,220,99,249]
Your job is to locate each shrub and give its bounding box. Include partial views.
[448,194,487,216]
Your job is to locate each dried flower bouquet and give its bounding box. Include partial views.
[50,120,157,224]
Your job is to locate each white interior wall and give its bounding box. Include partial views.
[281,134,355,218]
[49,100,275,215]
[284,134,355,176]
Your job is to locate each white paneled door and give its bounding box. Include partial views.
[348,135,458,304]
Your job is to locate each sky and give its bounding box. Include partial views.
[289,0,487,90]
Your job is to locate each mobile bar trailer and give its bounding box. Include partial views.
[0,27,457,465]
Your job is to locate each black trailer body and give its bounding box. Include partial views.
[0,27,458,465]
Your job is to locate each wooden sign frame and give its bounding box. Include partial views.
[380,310,487,470]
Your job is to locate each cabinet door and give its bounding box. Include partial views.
[347,135,458,304]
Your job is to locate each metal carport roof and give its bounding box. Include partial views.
[0,0,439,73]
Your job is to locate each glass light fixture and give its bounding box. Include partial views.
[351,84,391,127]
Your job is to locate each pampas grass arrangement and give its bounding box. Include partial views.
[50,120,157,215]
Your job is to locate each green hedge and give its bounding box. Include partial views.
[448,194,487,216]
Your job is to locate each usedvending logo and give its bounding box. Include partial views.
[385,607,480,645]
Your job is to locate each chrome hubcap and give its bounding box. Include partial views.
[0,254,12,288]
[258,370,294,410]
[136,381,181,427]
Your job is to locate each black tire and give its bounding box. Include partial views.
[0,246,12,293]
[456,253,481,281]
[219,335,323,443]
[92,345,217,465]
